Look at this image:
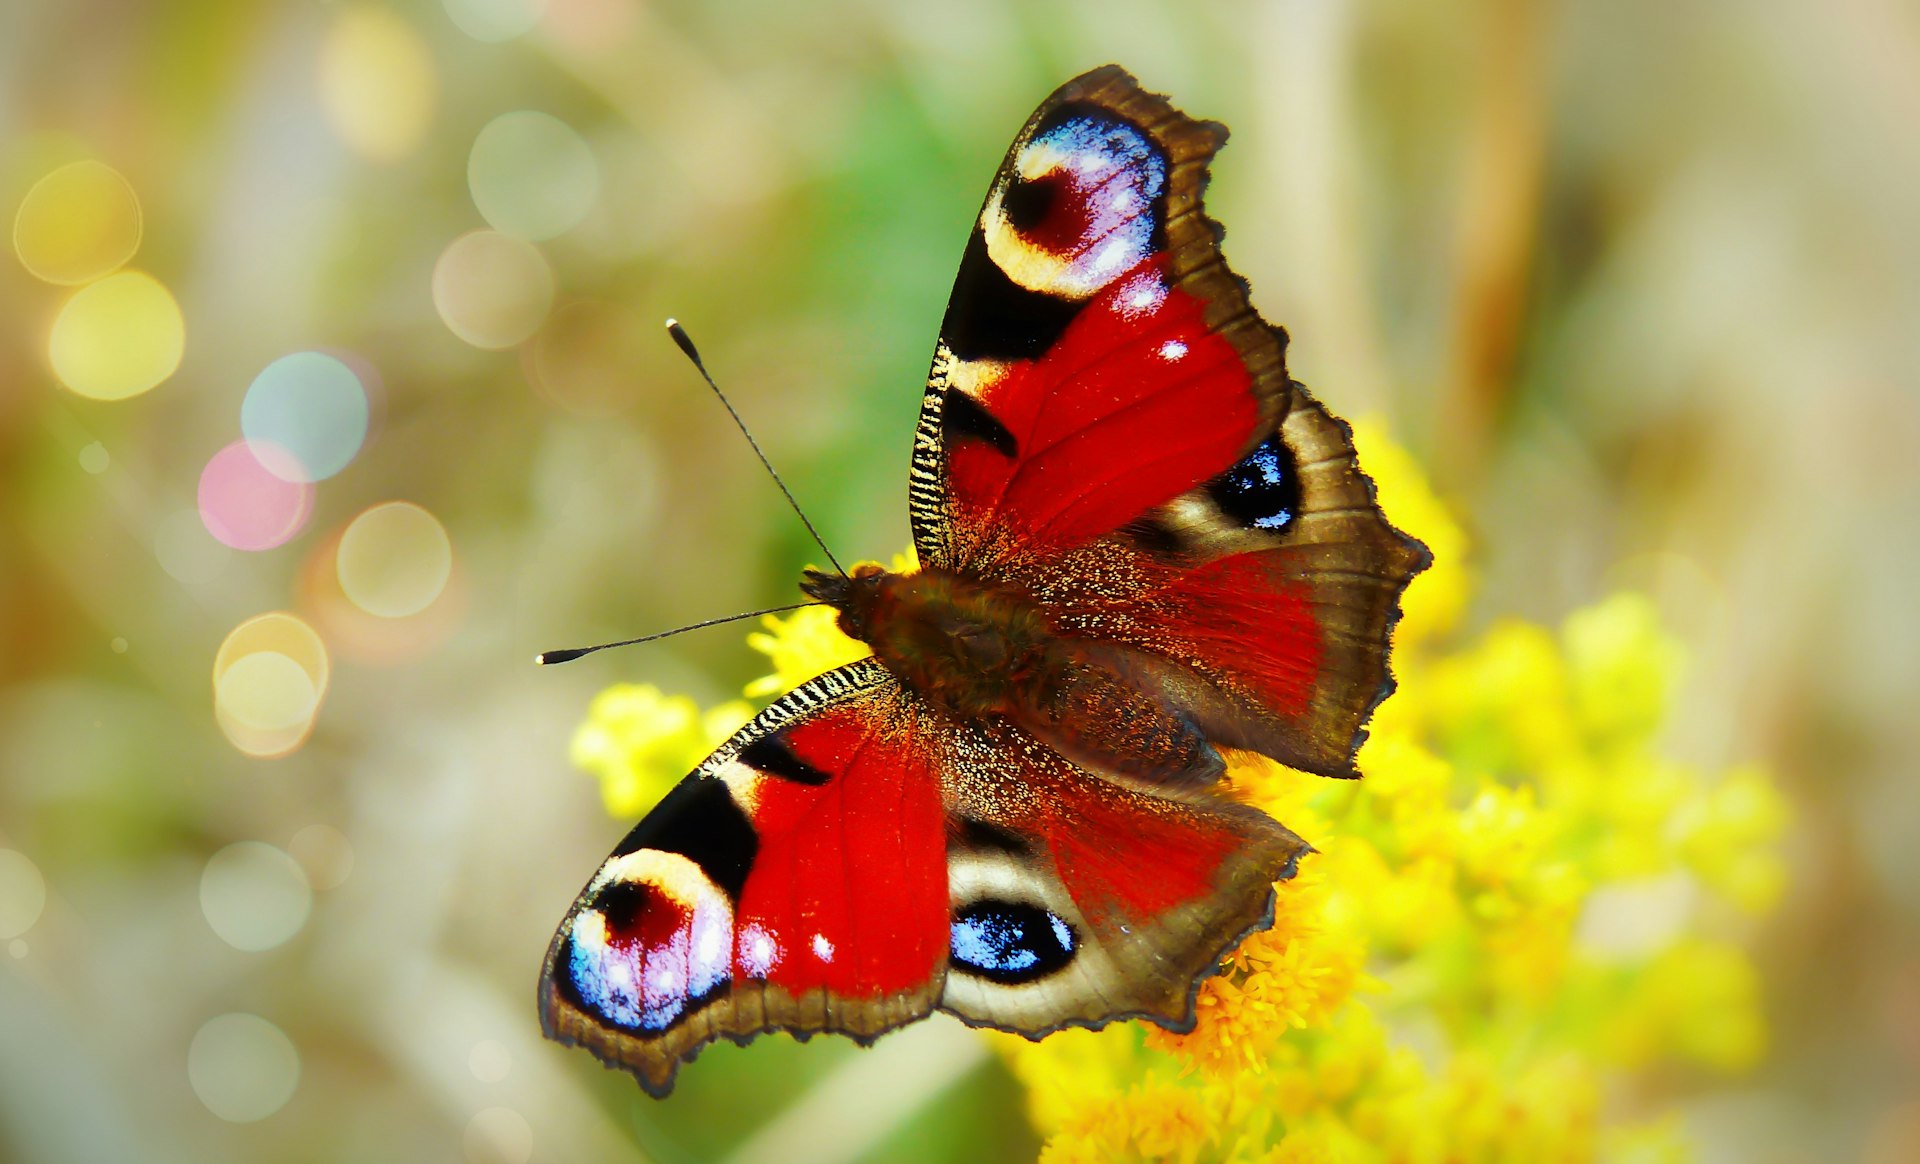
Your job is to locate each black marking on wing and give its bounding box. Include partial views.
[1121,515,1184,557]
[942,388,1018,458]
[1206,430,1300,533]
[940,232,1085,362]
[950,816,1035,856]
[610,777,757,900]
[552,932,597,1018]
[1002,170,1057,233]
[949,900,1077,984]
[739,734,832,786]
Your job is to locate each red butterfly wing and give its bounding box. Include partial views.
[910,65,1426,778]
[540,660,949,1096]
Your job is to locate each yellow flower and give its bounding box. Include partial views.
[744,604,870,697]
[1599,939,1768,1072]
[569,684,751,817]
[1148,863,1362,1075]
[742,550,914,697]
[1563,593,1685,749]
[1351,418,1469,651]
[1673,765,1790,914]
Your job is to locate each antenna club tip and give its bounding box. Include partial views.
[666,320,702,364]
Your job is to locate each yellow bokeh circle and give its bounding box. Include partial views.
[215,653,319,732]
[336,501,454,618]
[319,5,438,163]
[213,613,330,758]
[48,270,185,400]
[13,160,142,285]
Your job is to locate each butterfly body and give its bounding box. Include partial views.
[805,563,1226,785]
[803,564,1053,720]
[542,66,1429,1097]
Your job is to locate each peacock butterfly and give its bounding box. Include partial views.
[539,65,1428,1096]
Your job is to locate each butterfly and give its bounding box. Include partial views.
[539,65,1428,1097]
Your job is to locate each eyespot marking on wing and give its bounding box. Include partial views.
[561,850,734,1033]
[739,734,832,785]
[950,900,1078,983]
[1207,430,1299,532]
[981,108,1167,300]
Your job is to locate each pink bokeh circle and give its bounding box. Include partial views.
[198,440,315,551]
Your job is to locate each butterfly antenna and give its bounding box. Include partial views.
[536,602,821,666]
[666,319,847,578]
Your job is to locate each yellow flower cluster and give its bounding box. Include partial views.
[565,422,1786,1161]
[568,684,753,818]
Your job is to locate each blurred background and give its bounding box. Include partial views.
[1,0,1916,1161]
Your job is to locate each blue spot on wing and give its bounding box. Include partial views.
[1033,114,1166,198]
[1206,432,1299,533]
[950,901,1077,984]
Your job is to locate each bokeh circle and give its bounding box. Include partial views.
[239,352,370,483]
[47,270,184,400]
[336,502,455,618]
[188,1014,300,1122]
[432,231,554,349]
[200,841,312,952]
[467,112,598,240]
[13,160,142,284]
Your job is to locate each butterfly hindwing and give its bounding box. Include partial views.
[1090,387,1432,777]
[539,659,950,1096]
[936,721,1310,1034]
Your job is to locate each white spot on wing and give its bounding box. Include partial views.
[1091,237,1132,275]
[1117,270,1169,320]
[812,933,835,963]
[739,923,778,976]
[1158,340,1188,360]
[694,915,726,970]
